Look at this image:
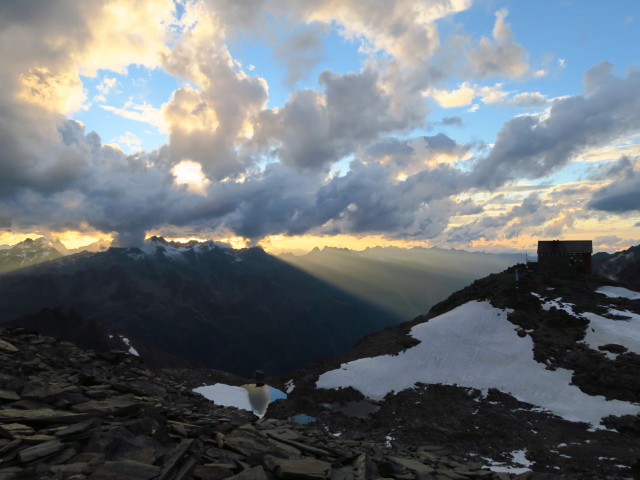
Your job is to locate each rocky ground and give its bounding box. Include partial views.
[265,264,640,479]
[1,326,536,480]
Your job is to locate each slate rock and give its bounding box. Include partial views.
[18,439,65,463]
[0,408,90,424]
[71,395,140,415]
[0,339,18,353]
[0,390,19,402]
[192,464,236,480]
[225,466,270,480]
[88,460,161,480]
[265,455,332,479]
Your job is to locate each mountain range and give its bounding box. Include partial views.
[0,237,399,376]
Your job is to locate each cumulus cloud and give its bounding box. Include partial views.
[468,9,529,78]
[430,82,475,107]
[254,69,412,170]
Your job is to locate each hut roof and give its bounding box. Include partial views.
[537,240,592,255]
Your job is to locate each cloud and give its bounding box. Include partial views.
[161,18,269,179]
[472,62,640,189]
[254,69,412,170]
[430,82,475,107]
[441,116,463,126]
[588,157,640,213]
[100,101,166,133]
[111,131,143,152]
[1,1,638,249]
[478,85,549,108]
[430,82,550,109]
[468,9,529,78]
[273,23,327,86]
[300,0,470,67]
[94,75,118,102]
[314,160,470,238]
[444,193,561,243]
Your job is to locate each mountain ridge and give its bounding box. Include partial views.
[0,237,399,377]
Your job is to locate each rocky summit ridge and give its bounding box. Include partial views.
[0,326,531,480]
[266,263,640,479]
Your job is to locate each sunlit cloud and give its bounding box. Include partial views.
[171,159,211,195]
[100,101,167,133]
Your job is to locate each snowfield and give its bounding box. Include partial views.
[316,301,640,426]
[596,286,640,300]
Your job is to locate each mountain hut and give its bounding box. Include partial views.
[537,240,592,274]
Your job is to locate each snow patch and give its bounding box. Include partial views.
[597,286,640,300]
[119,336,139,356]
[194,383,287,418]
[285,380,295,394]
[532,292,579,317]
[484,449,532,474]
[581,310,640,356]
[316,301,640,425]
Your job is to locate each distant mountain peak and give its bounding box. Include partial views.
[0,236,65,273]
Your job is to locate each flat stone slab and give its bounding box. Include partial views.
[0,423,35,438]
[0,408,91,424]
[226,466,270,480]
[265,456,331,479]
[18,440,65,463]
[89,460,161,480]
[388,456,435,475]
[0,339,18,353]
[0,389,19,401]
[71,395,140,415]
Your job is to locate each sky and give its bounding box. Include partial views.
[0,0,639,253]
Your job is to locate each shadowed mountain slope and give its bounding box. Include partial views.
[0,237,397,376]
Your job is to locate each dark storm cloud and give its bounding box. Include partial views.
[472,63,640,190]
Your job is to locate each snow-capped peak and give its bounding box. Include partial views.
[128,236,233,260]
